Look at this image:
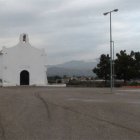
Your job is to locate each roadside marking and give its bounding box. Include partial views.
[68,98,111,103]
[68,98,140,105]
[117,89,140,92]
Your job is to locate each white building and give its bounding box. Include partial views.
[0,33,48,86]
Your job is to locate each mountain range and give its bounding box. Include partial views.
[47,60,97,77]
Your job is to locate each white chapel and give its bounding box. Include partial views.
[0,33,48,86]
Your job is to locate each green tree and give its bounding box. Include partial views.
[133,51,140,79]
[47,75,62,83]
[93,54,110,83]
[115,50,135,83]
[93,50,140,86]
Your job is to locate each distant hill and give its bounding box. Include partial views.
[47,60,97,77]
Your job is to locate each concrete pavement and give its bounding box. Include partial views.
[0,87,140,140]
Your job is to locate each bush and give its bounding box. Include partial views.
[128,82,140,86]
[67,80,109,87]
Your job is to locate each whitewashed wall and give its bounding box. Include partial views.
[1,34,48,86]
[0,54,2,80]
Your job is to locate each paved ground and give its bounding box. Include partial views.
[0,87,140,140]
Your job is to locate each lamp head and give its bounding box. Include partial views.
[114,9,118,12]
[103,12,109,16]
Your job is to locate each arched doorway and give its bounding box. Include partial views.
[20,70,29,85]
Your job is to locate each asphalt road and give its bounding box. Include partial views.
[0,87,140,140]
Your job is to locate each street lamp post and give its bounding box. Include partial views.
[112,41,115,88]
[103,9,118,93]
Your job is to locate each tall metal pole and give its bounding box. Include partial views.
[112,41,115,88]
[103,9,118,93]
[110,12,113,93]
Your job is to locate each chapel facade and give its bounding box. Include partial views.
[0,33,48,86]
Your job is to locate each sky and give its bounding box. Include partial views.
[0,0,140,65]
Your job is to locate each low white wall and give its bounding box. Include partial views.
[47,84,66,87]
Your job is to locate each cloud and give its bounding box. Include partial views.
[0,0,140,64]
